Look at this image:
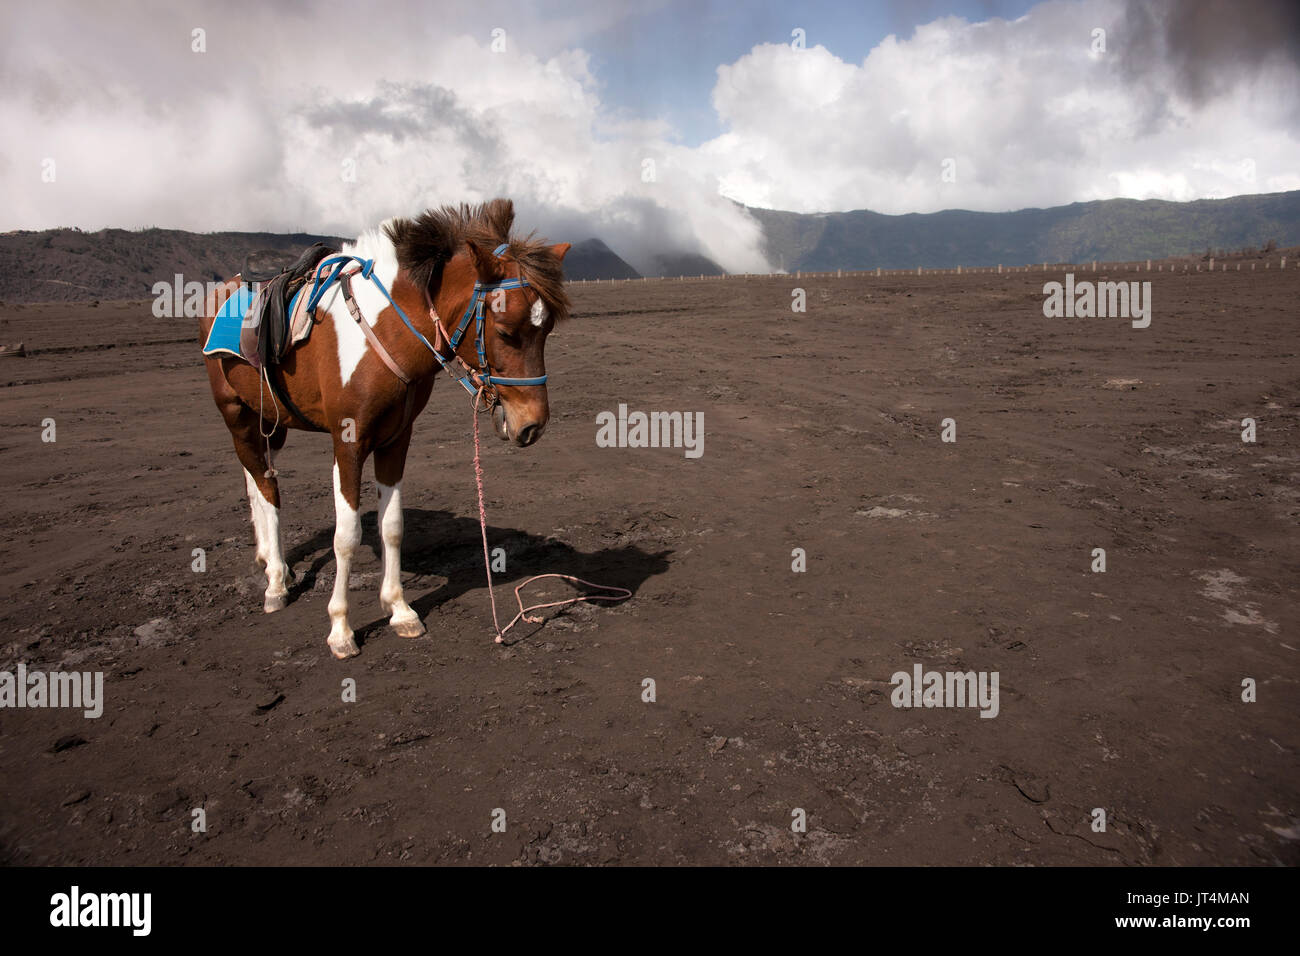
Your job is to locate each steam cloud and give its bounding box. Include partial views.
[1,0,1296,274]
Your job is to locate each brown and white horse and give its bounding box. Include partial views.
[199,199,570,659]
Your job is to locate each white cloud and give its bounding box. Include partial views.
[704,0,1300,214]
[0,0,767,274]
[1,0,1296,275]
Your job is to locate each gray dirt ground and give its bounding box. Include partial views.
[0,265,1296,864]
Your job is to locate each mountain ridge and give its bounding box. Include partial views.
[1,190,1296,302]
[748,190,1300,272]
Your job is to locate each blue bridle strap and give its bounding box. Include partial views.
[301,245,548,395]
[454,277,548,388]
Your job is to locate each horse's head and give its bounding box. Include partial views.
[387,199,571,449]
[463,237,570,447]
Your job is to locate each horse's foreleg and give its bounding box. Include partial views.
[327,448,364,659]
[374,434,425,639]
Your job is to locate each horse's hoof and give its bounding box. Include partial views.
[391,616,426,639]
[328,633,360,659]
[263,593,287,613]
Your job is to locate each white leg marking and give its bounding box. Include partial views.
[245,469,268,567]
[327,461,361,658]
[377,481,424,638]
[247,469,289,612]
[260,497,290,613]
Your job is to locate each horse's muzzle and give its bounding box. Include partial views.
[493,402,546,446]
[515,422,544,447]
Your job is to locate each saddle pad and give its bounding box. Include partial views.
[201,282,319,364]
[202,286,254,358]
[287,284,315,348]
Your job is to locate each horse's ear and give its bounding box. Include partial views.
[464,239,498,278]
[550,242,571,261]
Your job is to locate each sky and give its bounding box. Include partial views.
[2,0,1297,274]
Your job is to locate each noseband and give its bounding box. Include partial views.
[303,242,546,404]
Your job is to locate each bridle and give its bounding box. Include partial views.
[442,243,549,398]
[302,242,546,408]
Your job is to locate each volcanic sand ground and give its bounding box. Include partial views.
[0,265,1296,865]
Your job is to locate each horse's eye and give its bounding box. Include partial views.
[495,328,521,345]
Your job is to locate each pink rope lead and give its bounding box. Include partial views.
[470,387,631,643]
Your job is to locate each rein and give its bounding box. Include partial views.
[301,243,631,642]
[468,386,632,643]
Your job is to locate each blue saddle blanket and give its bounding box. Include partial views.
[202,284,309,365]
[202,286,255,358]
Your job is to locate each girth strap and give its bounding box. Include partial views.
[265,365,328,433]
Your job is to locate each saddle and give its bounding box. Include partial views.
[199,242,340,432]
[243,242,336,368]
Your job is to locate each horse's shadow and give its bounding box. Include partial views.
[285,508,670,646]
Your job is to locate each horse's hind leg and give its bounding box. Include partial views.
[374,431,425,639]
[222,402,292,613]
[244,470,269,568]
[326,440,365,659]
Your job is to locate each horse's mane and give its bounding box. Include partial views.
[384,198,570,322]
